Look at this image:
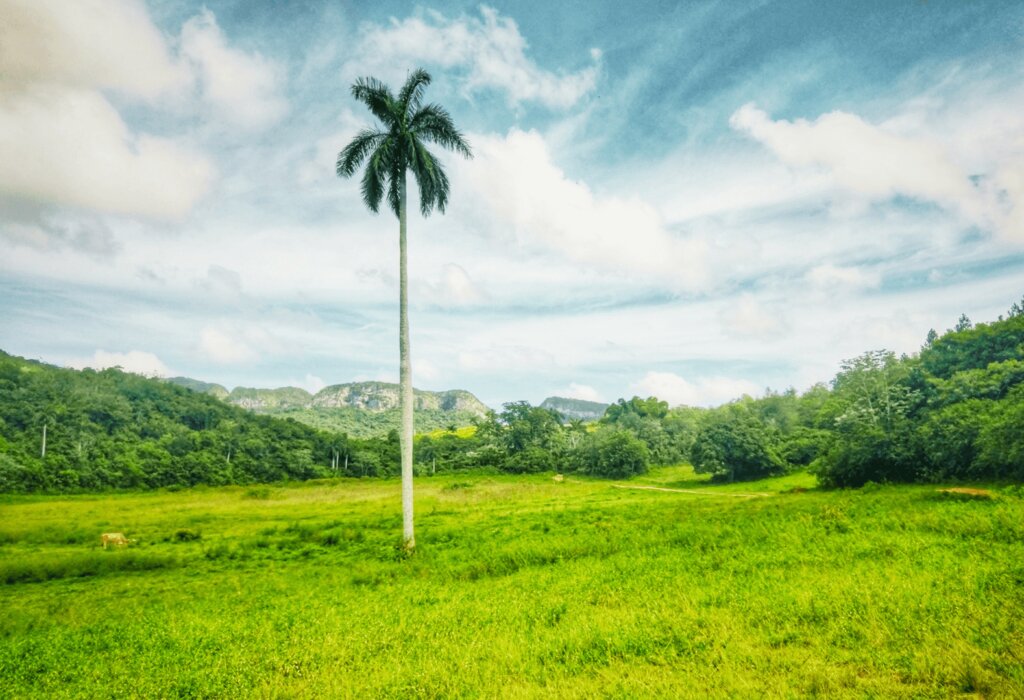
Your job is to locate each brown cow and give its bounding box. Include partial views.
[100,532,130,549]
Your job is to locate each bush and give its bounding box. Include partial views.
[504,446,556,474]
[577,429,649,479]
[916,399,992,480]
[813,422,919,488]
[975,386,1024,479]
[691,413,785,481]
[777,427,832,467]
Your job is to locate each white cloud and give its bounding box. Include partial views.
[719,294,788,339]
[418,263,484,306]
[0,0,189,101]
[456,129,708,286]
[294,374,325,394]
[559,383,604,403]
[631,371,761,408]
[458,345,557,374]
[180,9,288,131]
[414,358,441,382]
[69,349,169,377]
[199,327,259,364]
[730,103,1024,241]
[0,2,235,220]
[0,86,214,219]
[350,6,599,109]
[1,215,119,257]
[806,263,881,291]
[730,103,973,203]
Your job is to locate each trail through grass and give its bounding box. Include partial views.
[1,466,1022,698]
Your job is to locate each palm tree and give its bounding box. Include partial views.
[336,69,471,551]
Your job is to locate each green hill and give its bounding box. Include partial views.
[0,351,342,492]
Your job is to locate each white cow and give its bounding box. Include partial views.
[100,532,130,549]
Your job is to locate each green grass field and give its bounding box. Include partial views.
[2,467,1023,698]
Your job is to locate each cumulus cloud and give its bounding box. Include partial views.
[456,129,708,286]
[0,87,214,219]
[180,9,288,130]
[199,327,259,364]
[719,294,787,338]
[730,103,1024,241]
[559,383,605,403]
[418,263,485,306]
[0,3,289,222]
[350,6,599,109]
[631,371,760,408]
[730,103,973,202]
[69,349,169,377]
[0,0,189,101]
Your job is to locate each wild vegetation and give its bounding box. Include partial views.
[1,298,1022,495]
[2,467,1022,697]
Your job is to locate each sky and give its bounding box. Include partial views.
[1,0,1023,409]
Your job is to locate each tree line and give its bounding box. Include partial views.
[1,298,1021,492]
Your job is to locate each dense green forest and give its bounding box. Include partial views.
[1,299,1021,492]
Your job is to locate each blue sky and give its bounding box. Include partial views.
[1,1,1023,408]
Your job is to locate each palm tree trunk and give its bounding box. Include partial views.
[399,171,415,551]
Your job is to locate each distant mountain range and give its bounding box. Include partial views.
[166,378,490,438]
[166,378,611,435]
[540,396,609,421]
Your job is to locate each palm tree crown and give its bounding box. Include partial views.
[336,69,471,216]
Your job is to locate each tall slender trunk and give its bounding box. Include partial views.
[399,171,415,551]
[41,422,47,459]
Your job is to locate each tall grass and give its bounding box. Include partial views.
[1,466,1022,698]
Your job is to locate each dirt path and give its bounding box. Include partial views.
[611,484,772,498]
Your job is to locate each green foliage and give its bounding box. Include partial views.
[777,427,832,467]
[576,429,650,478]
[336,68,471,218]
[691,408,785,481]
[975,384,1024,479]
[0,351,346,492]
[602,395,669,423]
[919,313,1024,379]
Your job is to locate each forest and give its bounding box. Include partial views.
[1,298,1022,493]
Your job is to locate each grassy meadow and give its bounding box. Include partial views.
[2,467,1023,698]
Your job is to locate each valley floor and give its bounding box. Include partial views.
[1,466,1022,698]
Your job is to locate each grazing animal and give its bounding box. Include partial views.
[101,532,130,549]
[552,474,565,483]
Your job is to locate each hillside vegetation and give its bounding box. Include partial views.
[1,299,1022,494]
[1,467,1022,697]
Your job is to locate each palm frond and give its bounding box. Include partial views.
[386,160,404,219]
[411,141,450,216]
[360,141,390,213]
[398,69,432,118]
[336,129,386,178]
[410,104,472,158]
[351,77,399,125]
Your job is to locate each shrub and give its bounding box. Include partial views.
[691,413,785,481]
[578,429,649,479]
